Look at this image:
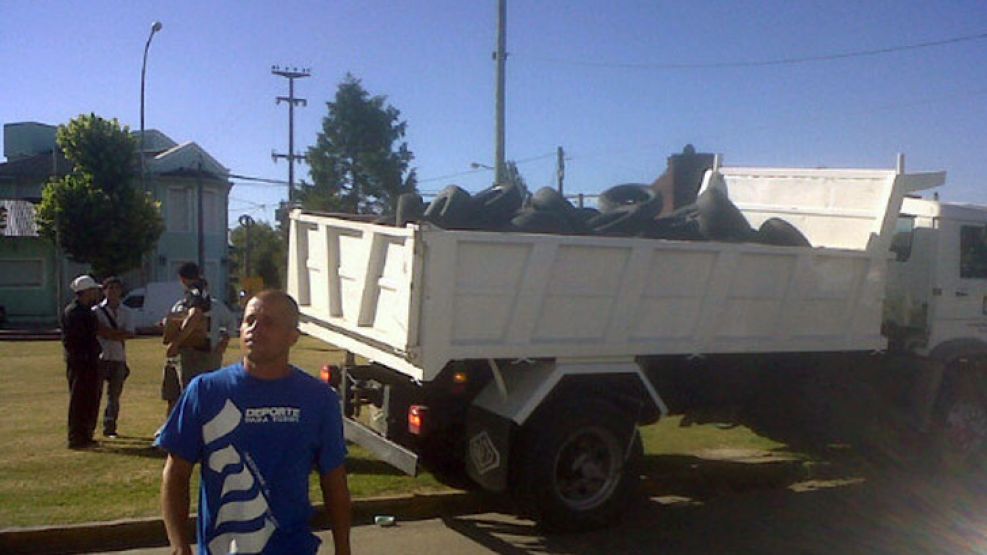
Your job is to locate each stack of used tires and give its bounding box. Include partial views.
[376,144,809,248]
[382,173,810,248]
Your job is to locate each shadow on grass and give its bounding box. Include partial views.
[92,436,167,459]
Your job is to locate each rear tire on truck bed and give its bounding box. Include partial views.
[512,400,642,531]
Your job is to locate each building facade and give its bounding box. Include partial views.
[0,122,231,326]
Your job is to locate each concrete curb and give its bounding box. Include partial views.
[0,457,808,554]
[0,491,502,555]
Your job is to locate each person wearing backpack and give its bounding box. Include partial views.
[93,276,136,438]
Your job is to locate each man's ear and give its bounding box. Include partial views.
[289,328,301,347]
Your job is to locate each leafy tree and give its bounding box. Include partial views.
[230,220,286,290]
[35,113,164,277]
[301,74,417,214]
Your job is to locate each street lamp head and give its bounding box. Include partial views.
[151,21,163,33]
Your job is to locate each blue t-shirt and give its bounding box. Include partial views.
[157,363,347,555]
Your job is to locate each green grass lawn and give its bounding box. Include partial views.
[0,336,789,528]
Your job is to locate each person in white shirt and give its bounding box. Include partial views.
[93,276,136,438]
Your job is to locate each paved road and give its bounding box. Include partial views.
[95,468,987,555]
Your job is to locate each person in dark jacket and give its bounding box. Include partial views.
[62,274,103,449]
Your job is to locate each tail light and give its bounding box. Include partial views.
[451,371,468,395]
[320,364,340,387]
[408,405,428,435]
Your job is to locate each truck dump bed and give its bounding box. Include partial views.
[288,166,942,382]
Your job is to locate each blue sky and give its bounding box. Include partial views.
[3,1,986,225]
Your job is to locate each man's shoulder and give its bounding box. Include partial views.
[66,302,92,318]
[198,363,242,382]
[184,364,243,396]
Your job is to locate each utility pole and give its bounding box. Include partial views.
[494,0,507,185]
[556,146,565,195]
[238,214,255,277]
[272,65,310,201]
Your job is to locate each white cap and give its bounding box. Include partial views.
[70,275,100,293]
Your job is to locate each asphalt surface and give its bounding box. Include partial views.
[91,469,987,555]
[6,444,984,554]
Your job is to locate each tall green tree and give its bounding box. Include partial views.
[301,74,417,214]
[35,113,164,277]
[230,220,286,289]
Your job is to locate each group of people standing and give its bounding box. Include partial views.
[61,274,135,448]
[60,263,352,554]
[60,262,233,448]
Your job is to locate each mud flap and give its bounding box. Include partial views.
[465,406,516,492]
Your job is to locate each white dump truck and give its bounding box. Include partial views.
[287,156,987,529]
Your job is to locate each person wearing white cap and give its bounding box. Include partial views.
[62,274,103,449]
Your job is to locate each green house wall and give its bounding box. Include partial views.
[0,237,58,325]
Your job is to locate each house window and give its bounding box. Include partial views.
[0,259,44,287]
[167,187,193,232]
[203,190,225,234]
[960,225,987,279]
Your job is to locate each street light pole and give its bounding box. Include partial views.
[140,20,163,193]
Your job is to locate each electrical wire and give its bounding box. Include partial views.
[519,30,987,70]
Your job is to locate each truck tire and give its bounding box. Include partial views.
[932,364,987,472]
[424,185,472,229]
[513,400,641,531]
[471,183,524,227]
[531,186,575,214]
[754,217,811,247]
[597,183,653,214]
[695,184,753,242]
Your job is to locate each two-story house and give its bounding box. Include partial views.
[0,121,231,327]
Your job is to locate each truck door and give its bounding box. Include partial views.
[931,218,987,346]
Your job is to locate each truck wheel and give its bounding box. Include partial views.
[933,366,987,472]
[514,401,641,531]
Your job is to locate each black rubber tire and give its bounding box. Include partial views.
[639,212,705,241]
[754,217,811,247]
[531,187,575,214]
[424,185,473,229]
[471,183,524,227]
[510,208,576,235]
[589,194,663,236]
[395,192,426,226]
[695,184,753,242]
[931,365,987,473]
[512,400,641,531]
[597,183,654,214]
[573,207,601,221]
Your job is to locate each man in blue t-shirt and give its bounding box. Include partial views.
[158,290,351,555]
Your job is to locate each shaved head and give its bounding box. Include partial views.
[240,290,301,376]
[250,290,300,329]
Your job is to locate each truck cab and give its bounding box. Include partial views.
[887,197,987,355]
[886,197,987,467]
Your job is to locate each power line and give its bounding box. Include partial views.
[229,173,289,186]
[417,151,557,184]
[519,30,987,70]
